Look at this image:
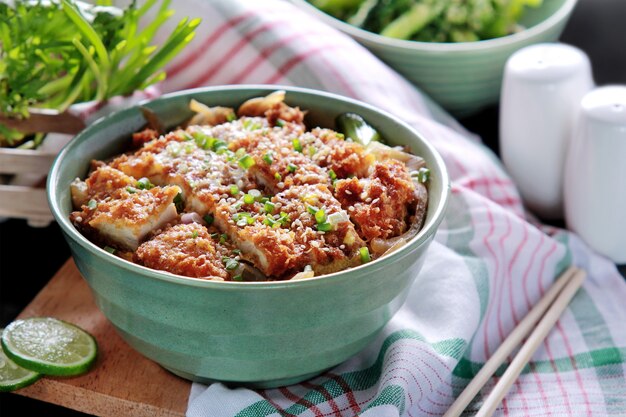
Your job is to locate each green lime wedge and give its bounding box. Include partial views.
[0,329,41,392]
[1,318,97,377]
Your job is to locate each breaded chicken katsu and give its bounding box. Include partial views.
[70,92,429,281]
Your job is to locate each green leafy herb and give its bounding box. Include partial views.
[0,0,199,148]
[222,257,239,271]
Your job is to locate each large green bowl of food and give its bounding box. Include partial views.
[292,0,578,116]
[47,85,449,387]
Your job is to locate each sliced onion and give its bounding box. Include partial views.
[327,211,349,228]
[181,212,205,225]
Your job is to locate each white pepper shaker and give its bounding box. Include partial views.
[564,86,626,264]
[500,43,594,219]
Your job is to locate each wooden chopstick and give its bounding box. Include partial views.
[444,266,584,417]
[475,268,586,416]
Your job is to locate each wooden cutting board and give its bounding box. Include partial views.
[12,259,191,417]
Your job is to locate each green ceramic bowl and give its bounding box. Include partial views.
[291,0,578,116]
[47,85,449,388]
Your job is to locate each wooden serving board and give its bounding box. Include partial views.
[13,259,191,417]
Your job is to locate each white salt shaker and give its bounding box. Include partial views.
[500,43,594,219]
[564,86,626,264]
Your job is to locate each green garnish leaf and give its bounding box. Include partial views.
[314,209,327,224]
[292,138,303,153]
[243,194,255,205]
[264,202,276,214]
[173,192,184,212]
[222,257,239,271]
[262,152,274,165]
[238,154,256,170]
[136,177,154,190]
[316,222,332,232]
[359,247,371,263]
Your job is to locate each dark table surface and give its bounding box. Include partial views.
[1,0,625,415]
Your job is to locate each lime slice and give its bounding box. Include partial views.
[0,329,41,392]
[1,318,97,377]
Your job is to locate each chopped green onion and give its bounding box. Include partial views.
[230,185,240,195]
[222,257,239,271]
[260,197,270,203]
[212,140,227,151]
[220,233,228,244]
[359,247,371,263]
[181,132,194,141]
[126,187,137,194]
[328,169,337,181]
[203,214,214,225]
[278,212,290,225]
[316,222,332,232]
[263,216,279,228]
[87,199,97,210]
[233,249,242,255]
[174,192,184,212]
[226,113,236,122]
[292,138,303,152]
[235,148,246,158]
[307,205,318,215]
[315,209,327,224]
[192,131,216,150]
[232,274,243,281]
[308,146,316,157]
[211,232,219,239]
[287,163,298,173]
[276,119,286,127]
[415,167,430,183]
[136,177,154,190]
[262,152,273,165]
[191,230,199,239]
[242,119,261,130]
[238,154,256,169]
[264,202,276,214]
[104,246,116,254]
[336,133,345,140]
[243,194,255,205]
[274,172,282,181]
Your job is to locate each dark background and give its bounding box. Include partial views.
[1,0,625,415]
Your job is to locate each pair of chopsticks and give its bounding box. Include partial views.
[444,266,586,417]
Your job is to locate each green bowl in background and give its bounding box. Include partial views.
[291,0,578,116]
[47,85,449,388]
